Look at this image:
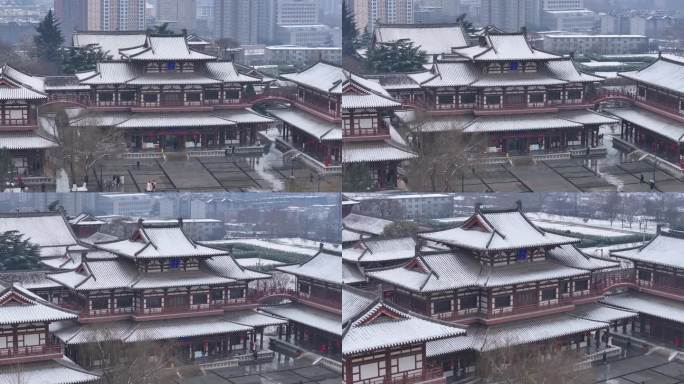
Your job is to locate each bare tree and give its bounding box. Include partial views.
[403,112,487,192]
[46,108,125,188]
[82,329,181,384]
[477,341,592,384]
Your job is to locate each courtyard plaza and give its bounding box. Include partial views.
[87,151,339,193]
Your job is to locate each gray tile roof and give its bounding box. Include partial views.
[374,24,469,55]
[547,244,620,271]
[0,132,58,150]
[619,55,684,94]
[342,141,417,163]
[0,357,99,384]
[95,224,230,259]
[267,108,340,141]
[420,209,580,251]
[277,251,341,285]
[0,213,79,254]
[611,232,684,269]
[343,301,465,356]
[120,35,216,61]
[342,213,394,236]
[605,106,684,142]
[224,310,288,327]
[261,303,341,336]
[0,285,78,325]
[0,64,47,100]
[601,292,684,324]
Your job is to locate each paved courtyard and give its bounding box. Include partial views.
[175,359,339,384]
[88,154,339,193]
[586,353,684,383]
[452,158,684,193]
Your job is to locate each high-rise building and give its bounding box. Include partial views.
[276,0,320,26]
[214,0,259,44]
[350,0,413,34]
[81,0,146,31]
[55,0,88,41]
[480,0,527,32]
[156,0,197,31]
[542,0,584,10]
[413,0,461,24]
[257,0,277,44]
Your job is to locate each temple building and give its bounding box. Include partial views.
[604,228,684,347]
[39,219,284,367]
[48,34,276,154]
[0,284,99,384]
[354,204,639,378]
[606,54,684,169]
[353,29,621,176]
[261,248,342,358]
[0,65,58,187]
[342,71,417,189]
[268,62,342,175]
[342,286,465,384]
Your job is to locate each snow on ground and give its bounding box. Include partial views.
[527,212,657,235]
[531,220,639,238]
[202,238,340,256]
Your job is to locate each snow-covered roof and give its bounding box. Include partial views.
[53,316,251,345]
[374,24,469,55]
[569,303,637,323]
[454,33,561,62]
[427,304,631,357]
[619,55,684,94]
[343,237,416,264]
[202,255,271,281]
[277,250,341,285]
[341,74,402,110]
[77,60,260,86]
[119,35,216,61]
[73,32,148,60]
[601,292,684,324]
[0,132,58,150]
[342,213,394,236]
[49,253,268,291]
[342,228,370,243]
[547,244,620,270]
[224,310,288,327]
[343,301,465,356]
[368,252,588,293]
[342,141,417,163]
[542,60,604,83]
[95,223,230,259]
[342,260,366,285]
[0,213,79,256]
[0,284,78,325]
[267,108,341,141]
[0,357,99,384]
[611,231,684,269]
[420,209,580,251]
[281,62,345,94]
[261,303,341,336]
[342,286,375,324]
[463,114,583,133]
[558,110,619,126]
[606,107,684,143]
[0,64,46,100]
[71,109,269,129]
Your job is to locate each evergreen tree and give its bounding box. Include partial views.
[365,39,427,73]
[149,22,175,35]
[342,0,358,55]
[60,46,111,74]
[34,10,64,65]
[358,27,372,49]
[456,14,477,34]
[0,231,40,271]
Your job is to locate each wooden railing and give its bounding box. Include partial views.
[247,287,341,310]
[383,365,444,384]
[0,345,61,358]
